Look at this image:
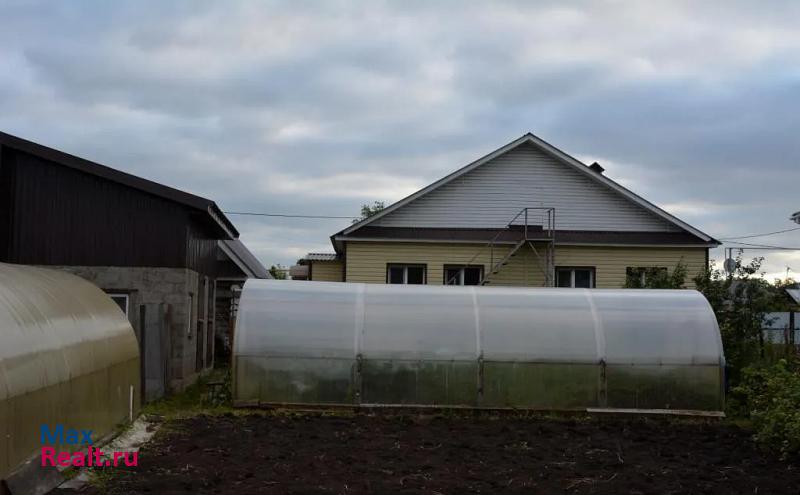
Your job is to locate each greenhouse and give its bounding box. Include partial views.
[233,281,725,414]
[0,263,140,481]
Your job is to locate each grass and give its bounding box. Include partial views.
[142,367,235,419]
[83,368,236,492]
[61,466,80,480]
[133,369,750,438]
[137,367,737,426]
[86,466,118,492]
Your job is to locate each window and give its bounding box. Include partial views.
[556,267,595,288]
[444,265,484,285]
[386,264,427,284]
[106,293,129,316]
[626,267,668,288]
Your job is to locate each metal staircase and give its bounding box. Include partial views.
[477,207,556,286]
[486,239,526,276]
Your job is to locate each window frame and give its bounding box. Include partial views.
[386,263,427,285]
[105,292,130,316]
[626,266,668,287]
[555,266,596,288]
[443,264,485,285]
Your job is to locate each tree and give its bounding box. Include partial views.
[773,276,798,303]
[269,264,287,280]
[692,254,783,383]
[353,201,386,223]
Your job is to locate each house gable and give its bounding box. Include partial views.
[341,134,715,242]
[372,141,676,231]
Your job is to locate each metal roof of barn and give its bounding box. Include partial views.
[0,130,238,239]
[219,239,271,279]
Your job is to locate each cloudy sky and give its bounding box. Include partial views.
[2,0,799,279]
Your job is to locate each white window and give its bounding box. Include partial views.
[106,293,129,316]
[386,264,426,284]
[626,267,667,287]
[556,267,595,288]
[444,265,483,286]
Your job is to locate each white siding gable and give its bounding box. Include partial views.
[373,143,680,232]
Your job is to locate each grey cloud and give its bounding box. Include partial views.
[1,0,799,277]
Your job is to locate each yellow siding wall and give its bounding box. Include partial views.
[345,242,545,285]
[555,246,706,288]
[345,241,707,288]
[310,260,345,282]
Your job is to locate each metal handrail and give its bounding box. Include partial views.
[457,207,555,285]
[506,207,556,246]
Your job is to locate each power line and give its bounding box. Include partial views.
[719,226,800,240]
[724,240,800,250]
[224,211,358,220]
[224,211,800,247]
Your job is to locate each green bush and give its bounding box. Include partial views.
[734,359,800,456]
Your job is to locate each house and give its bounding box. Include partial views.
[292,252,343,281]
[297,133,720,287]
[0,131,267,401]
[763,311,798,345]
[763,285,800,345]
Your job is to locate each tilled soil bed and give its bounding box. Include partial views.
[80,413,799,494]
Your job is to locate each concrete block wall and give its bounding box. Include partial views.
[46,265,209,397]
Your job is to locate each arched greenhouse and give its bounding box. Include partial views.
[0,263,140,481]
[233,281,724,414]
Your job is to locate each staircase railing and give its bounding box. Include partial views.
[477,207,555,286]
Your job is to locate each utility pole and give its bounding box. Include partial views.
[792,211,800,225]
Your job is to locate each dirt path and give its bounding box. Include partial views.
[78,413,799,494]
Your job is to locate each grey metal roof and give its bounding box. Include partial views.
[219,239,270,279]
[787,287,800,304]
[303,253,340,262]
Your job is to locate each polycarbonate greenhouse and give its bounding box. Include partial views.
[0,263,140,481]
[233,281,725,414]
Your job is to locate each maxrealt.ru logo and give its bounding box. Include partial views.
[40,424,138,467]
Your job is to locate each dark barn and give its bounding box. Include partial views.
[0,131,267,401]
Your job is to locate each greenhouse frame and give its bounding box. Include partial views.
[0,263,140,481]
[233,281,725,414]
